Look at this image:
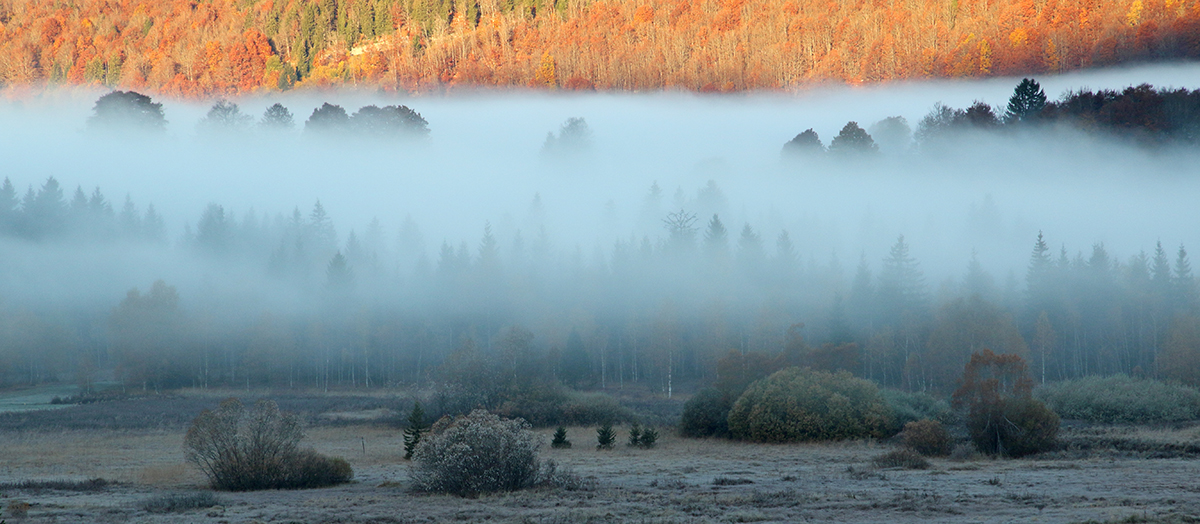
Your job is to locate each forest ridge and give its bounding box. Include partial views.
[1,0,1199,97]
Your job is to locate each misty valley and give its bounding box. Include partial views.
[3,66,1200,522]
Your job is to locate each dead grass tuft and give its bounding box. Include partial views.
[872,448,931,470]
[0,477,112,491]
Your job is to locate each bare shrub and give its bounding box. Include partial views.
[901,419,953,457]
[184,398,352,491]
[872,448,931,470]
[140,492,221,513]
[409,410,544,497]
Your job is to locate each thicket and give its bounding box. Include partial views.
[184,398,353,491]
[880,389,953,432]
[1036,375,1200,424]
[409,410,569,497]
[726,368,893,443]
[900,419,953,457]
[678,388,733,438]
[953,350,1059,457]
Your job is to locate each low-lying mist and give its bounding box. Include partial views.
[2,63,1200,395]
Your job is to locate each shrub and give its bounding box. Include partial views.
[901,419,952,457]
[281,450,353,488]
[184,398,353,491]
[953,350,1059,457]
[140,492,221,513]
[989,396,1060,457]
[726,368,893,443]
[679,388,733,438]
[596,423,616,450]
[1036,374,1200,424]
[410,410,544,497]
[881,388,953,431]
[872,448,931,470]
[551,426,572,448]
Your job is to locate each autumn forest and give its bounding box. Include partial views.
[1,0,1199,96]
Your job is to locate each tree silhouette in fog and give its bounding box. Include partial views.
[1004,78,1048,124]
[197,100,253,134]
[351,105,430,138]
[87,91,166,133]
[542,117,591,157]
[828,121,878,156]
[304,103,351,134]
[781,128,824,157]
[260,103,295,130]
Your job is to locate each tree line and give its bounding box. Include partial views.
[88,90,430,138]
[3,179,1200,400]
[785,79,1200,157]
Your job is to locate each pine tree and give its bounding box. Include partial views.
[551,426,572,448]
[703,214,728,259]
[596,423,615,450]
[638,426,658,448]
[627,423,642,447]
[403,401,428,459]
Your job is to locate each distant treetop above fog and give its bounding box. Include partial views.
[304,103,430,139]
[197,100,254,135]
[260,103,295,130]
[785,78,1200,159]
[87,91,167,134]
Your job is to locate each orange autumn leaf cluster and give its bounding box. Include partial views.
[0,0,1198,98]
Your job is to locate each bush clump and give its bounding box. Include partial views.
[410,410,545,497]
[872,448,931,470]
[1036,374,1200,424]
[184,398,353,491]
[727,367,893,443]
[901,419,953,457]
[953,350,1059,457]
[881,388,953,431]
[679,388,733,438]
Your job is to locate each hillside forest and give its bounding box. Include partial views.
[0,0,1199,96]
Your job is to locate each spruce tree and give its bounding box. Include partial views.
[403,402,428,460]
[551,426,571,448]
[596,423,615,450]
[1004,78,1047,124]
[627,423,642,447]
[638,427,658,448]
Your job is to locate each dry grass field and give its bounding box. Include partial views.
[1,393,1200,523]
